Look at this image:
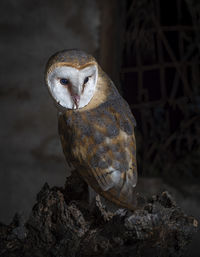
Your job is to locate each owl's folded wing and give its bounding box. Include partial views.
[88,99,137,196]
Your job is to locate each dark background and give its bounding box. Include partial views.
[0,0,199,256]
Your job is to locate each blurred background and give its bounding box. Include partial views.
[0,0,199,255]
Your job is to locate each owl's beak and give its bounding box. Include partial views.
[72,94,80,108]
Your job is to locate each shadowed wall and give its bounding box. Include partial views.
[0,0,100,223]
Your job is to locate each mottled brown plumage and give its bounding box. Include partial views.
[45,49,138,210]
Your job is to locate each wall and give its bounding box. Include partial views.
[0,0,100,223]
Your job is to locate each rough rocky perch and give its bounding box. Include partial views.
[0,171,198,257]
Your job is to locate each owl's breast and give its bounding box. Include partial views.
[59,112,92,166]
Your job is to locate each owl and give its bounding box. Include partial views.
[45,49,137,211]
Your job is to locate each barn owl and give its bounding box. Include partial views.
[45,49,137,211]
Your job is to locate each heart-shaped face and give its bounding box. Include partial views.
[46,64,98,110]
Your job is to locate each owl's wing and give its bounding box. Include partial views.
[88,98,137,199]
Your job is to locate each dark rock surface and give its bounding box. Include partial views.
[0,171,198,257]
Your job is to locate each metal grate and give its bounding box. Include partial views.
[121,0,200,179]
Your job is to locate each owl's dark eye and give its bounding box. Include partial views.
[60,78,69,85]
[84,77,89,84]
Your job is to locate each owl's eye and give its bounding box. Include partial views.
[60,78,69,85]
[84,77,89,84]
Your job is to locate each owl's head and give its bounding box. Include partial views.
[45,49,98,110]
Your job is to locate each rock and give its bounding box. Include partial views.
[0,171,198,257]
